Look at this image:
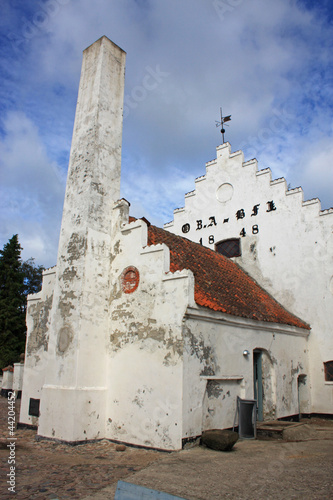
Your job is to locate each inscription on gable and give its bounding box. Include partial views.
[181,200,277,247]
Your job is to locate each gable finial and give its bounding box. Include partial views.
[215,107,231,144]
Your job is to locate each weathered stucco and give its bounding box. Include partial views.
[26,295,52,355]
[21,37,126,442]
[12,363,24,396]
[20,267,55,427]
[182,308,309,439]
[106,209,191,449]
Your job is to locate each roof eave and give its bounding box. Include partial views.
[185,306,311,338]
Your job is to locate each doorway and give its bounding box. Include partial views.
[253,348,276,421]
[297,374,307,418]
[253,350,263,421]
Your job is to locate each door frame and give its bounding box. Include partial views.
[253,349,263,422]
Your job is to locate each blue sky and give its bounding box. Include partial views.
[0,0,332,268]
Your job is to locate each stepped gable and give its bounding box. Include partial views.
[166,143,333,223]
[146,223,310,330]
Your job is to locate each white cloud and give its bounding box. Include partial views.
[297,137,333,208]
[0,111,65,267]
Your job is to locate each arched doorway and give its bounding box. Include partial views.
[253,349,276,421]
[297,374,308,418]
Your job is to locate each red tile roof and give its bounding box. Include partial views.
[146,223,310,330]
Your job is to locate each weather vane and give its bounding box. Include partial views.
[215,107,231,144]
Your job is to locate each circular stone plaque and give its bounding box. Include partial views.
[121,266,140,294]
[216,183,234,203]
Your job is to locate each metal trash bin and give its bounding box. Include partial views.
[234,396,257,439]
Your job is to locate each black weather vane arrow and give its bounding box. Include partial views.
[216,107,231,144]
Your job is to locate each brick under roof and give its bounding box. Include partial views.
[146,223,310,330]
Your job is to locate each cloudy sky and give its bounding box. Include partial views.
[0,0,332,268]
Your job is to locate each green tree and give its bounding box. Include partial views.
[0,235,26,369]
[21,258,45,314]
[0,236,44,370]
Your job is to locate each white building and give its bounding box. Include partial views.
[164,142,333,416]
[19,36,331,451]
[1,366,13,398]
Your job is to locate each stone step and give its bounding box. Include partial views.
[257,420,304,440]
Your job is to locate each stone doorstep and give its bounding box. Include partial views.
[257,420,305,440]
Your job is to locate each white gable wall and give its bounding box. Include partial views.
[106,201,195,450]
[165,143,333,414]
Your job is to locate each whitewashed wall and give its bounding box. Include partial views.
[19,267,55,426]
[36,37,126,443]
[12,363,24,396]
[20,202,311,448]
[1,369,13,391]
[165,142,333,415]
[182,307,310,438]
[106,201,195,450]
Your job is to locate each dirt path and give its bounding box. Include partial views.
[85,437,333,500]
[1,396,332,499]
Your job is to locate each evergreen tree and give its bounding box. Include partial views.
[21,258,45,314]
[0,235,26,369]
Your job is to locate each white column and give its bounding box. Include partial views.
[38,37,126,442]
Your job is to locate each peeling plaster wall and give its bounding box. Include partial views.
[202,378,244,431]
[37,227,111,441]
[12,363,24,395]
[260,349,276,420]
[106,204,194,450]
[1,370,13,391]
[36,38,126,443]
[19,267,55,427]
[165,142,333,414]
[182,308,309,438]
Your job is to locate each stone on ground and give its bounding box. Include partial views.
[201,429,239,451]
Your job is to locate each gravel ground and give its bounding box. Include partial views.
[1,396,332,500]
[0,397,163,499]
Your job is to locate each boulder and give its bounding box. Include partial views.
[201,429,239,451]
[116,444,126,452]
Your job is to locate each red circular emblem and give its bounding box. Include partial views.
[122,266,140,294]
